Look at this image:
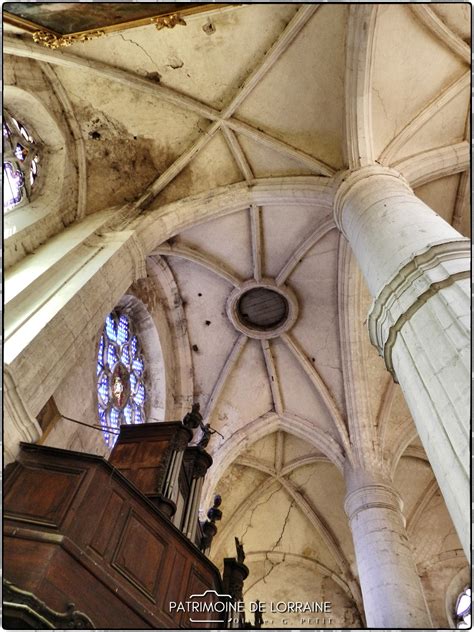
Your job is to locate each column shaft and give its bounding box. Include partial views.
[345,474,432,627]
[335,167,470,557]
[186,478,204,541]
[182,479,197,537]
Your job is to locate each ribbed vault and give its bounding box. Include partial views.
[4,4,470,627]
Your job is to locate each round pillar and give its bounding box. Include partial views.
[334,166,470,558]
[344,469,432,628]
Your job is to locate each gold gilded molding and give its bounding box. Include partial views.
[4,5,240,41]
[152,14,187,31]
[32,30,105,49]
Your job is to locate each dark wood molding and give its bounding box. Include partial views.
[3,579,96,629]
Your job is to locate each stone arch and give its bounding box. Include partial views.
[128,255,194,421]
[244,551,359,612]
[201,412,345,513]
[115,294,167,424]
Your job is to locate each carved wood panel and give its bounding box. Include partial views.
[89,490,125,558]
[112,510,167,602]
[4,463,85,528]
[4,442,224,628]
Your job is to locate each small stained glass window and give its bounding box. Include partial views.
[97,311,147,447]
[3,110,41,213]
[455,587,471,629]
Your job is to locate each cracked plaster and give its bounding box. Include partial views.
[3,4,471,627]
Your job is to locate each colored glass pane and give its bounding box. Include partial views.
[121,344,131,369]
[96,311,147,447]
[106,344,119,369]
[123,402,133,424]
[3,162,23,207]
[456,588,472,629]
[3,111,40,212]
[117,315,130,344]
[132,356,144,373]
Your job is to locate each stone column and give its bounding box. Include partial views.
[345,468,432,628]
[334,166,470,557]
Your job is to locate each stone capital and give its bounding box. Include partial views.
[344,483,404,524]
[333,165,412,235]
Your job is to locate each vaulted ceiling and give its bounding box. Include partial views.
[4,4,470,627]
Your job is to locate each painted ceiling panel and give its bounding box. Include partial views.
[4,3,205,34]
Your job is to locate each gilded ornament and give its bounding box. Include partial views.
[32,30,105,49]
[152,14,187,31]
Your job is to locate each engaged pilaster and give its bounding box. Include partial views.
[4,368,41,464]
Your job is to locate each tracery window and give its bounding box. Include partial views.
[455,587,471,629]
[3,110,40,212]
[96,311,147,447]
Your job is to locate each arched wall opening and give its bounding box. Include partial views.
[39,291,170,456]
[201,412,345,513]
[4,57,84,268]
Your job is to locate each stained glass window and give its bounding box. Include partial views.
[3,110,41,212]
[455,587,471,629]
[97,311,147,447]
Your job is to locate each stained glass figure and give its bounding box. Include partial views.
[4,162,24,207]
[3,110,41,212]
[96,311,147,447]
[455,587,471,629]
